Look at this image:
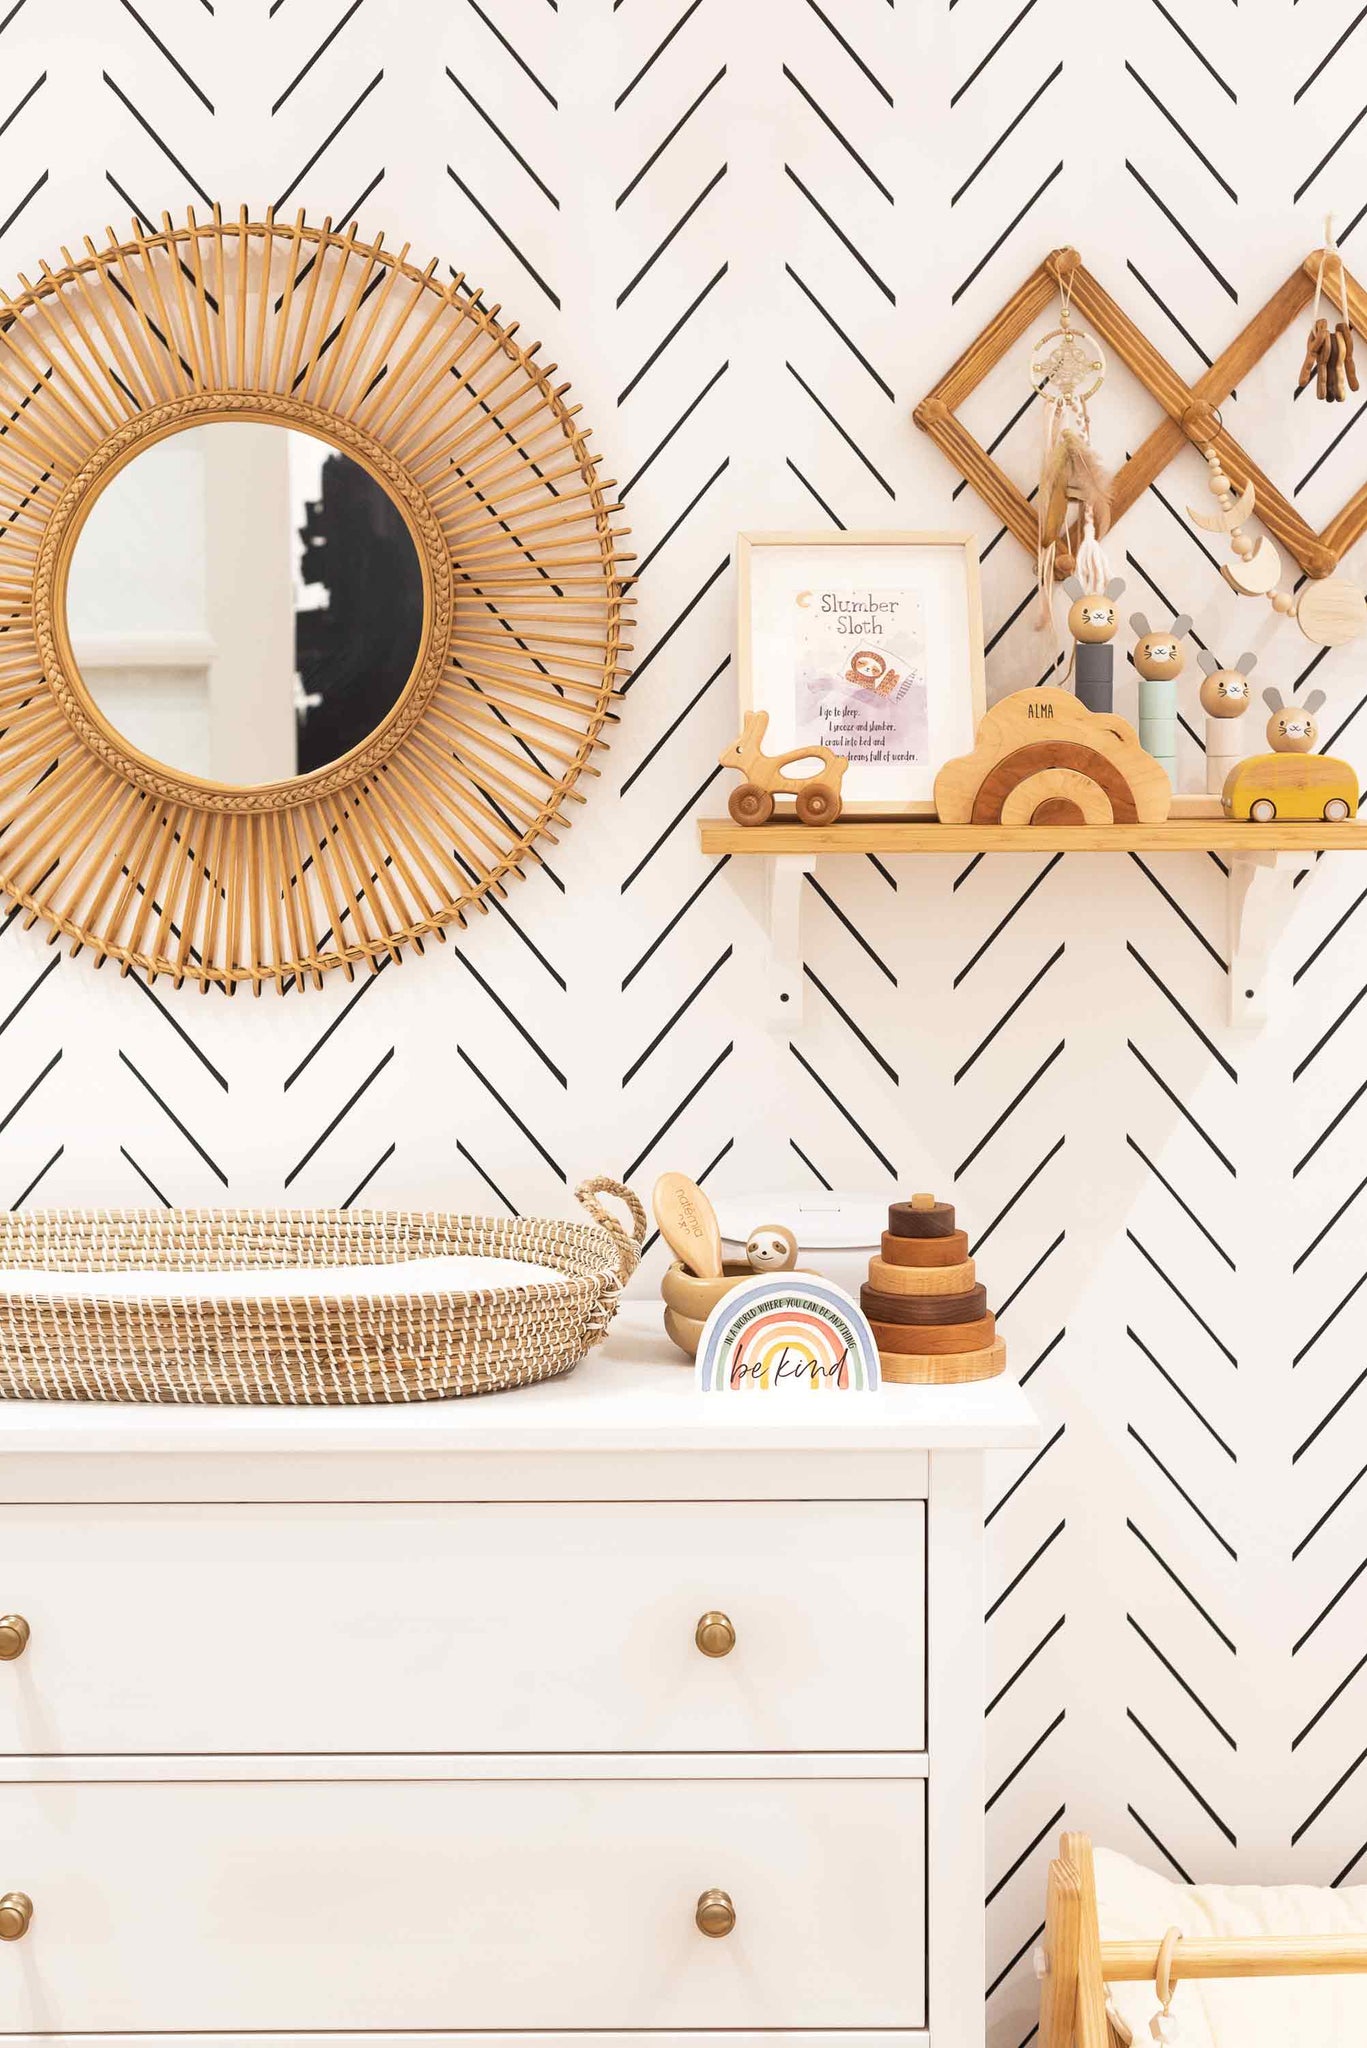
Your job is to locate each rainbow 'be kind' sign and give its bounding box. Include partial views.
[694,1276,881,1393]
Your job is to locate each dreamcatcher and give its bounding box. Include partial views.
[1030,286,1113,640]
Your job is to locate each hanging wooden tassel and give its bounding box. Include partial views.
[1298,216,1357,401]
[1297,317,1332,398]
[1337,319,1359,394]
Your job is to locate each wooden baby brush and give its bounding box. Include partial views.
[652,1173,722,1280]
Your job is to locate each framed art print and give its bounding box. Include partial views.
[737,532,986,815]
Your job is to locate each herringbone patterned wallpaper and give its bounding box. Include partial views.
[3,0,1367,2036]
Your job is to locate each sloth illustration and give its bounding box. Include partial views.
[846,648,899,694]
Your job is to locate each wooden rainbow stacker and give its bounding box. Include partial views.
[861,1194,1006,1384]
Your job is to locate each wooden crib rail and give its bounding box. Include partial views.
[1101,1934,1367,1980]
[1039,1831,1367,2048]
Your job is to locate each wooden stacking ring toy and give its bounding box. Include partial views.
[879,1339,1006,1385]
[868,1315,995,1356]
[887,1195,958,1238]
[880,1230,970,1267]
[864,1195,1005,1384]
[866,1256,976,1296]
[862,1284,988,1326]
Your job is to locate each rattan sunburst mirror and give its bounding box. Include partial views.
[0,207,629,992]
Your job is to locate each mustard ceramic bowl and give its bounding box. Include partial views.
[662,1305,707,1359]
[661,1258,752,1326]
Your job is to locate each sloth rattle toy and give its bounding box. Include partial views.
[745,1225,799,1273]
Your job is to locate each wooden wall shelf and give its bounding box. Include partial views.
[699,820,1367,856]
[699,820,1367,1030]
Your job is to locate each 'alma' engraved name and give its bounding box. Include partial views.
[1026,702,1055,718]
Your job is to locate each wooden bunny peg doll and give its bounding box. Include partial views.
[1129,612,1191,780]
[1196,649,1256,794]
[1063,573,1126,712]
[1263,685,1323,752]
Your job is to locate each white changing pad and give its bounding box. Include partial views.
[0,1254,558,1302]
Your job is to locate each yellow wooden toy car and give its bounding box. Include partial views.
[1222,752,1358,823]
[1224,685,1359,821]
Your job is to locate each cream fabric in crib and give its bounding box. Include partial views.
[1096,1846,1367,2048]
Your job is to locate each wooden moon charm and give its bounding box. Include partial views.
[1189,444,1297,612]
[1221,537,1284,597]
[934,688,1171,826]
[1186,476,1256,533]
[0,209,630,992]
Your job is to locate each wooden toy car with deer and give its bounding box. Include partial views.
[719,711,848,825]
[1221,686,1359,822]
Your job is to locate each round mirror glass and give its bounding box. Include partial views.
[63,420,426,785]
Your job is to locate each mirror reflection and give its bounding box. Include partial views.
[65,421,425,784]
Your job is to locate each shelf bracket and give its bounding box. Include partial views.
[765,854,812,1034]
[1227,848,1315,1028]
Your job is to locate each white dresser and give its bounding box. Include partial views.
[0,1301,1036,2048]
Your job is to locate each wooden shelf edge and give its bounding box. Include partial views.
[698,820,1367,855]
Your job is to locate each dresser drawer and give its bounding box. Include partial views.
[0,1500,925,1754]
[0,1776,925,2030]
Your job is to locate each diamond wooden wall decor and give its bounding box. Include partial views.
[914,245,1367,581]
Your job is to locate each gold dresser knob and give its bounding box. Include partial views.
[695,1888,735,1939]
[0,1618,28,1662]
[0,1894,32,1942]
[694,1611,735,1658]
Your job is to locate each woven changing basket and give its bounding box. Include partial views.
[0,1176,645,1406]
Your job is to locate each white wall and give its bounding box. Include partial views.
[0,4,1366,2039]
